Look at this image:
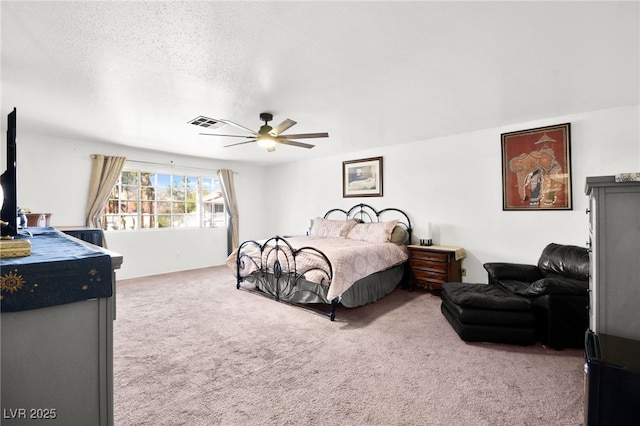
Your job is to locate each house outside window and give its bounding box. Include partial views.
[102,170,224,231]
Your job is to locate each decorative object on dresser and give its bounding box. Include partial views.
[0,238,31,257]
[614,172,640,182]
[501,123,572,210]
[227,203,411,321]
[407,245,465,292]
[25,212,52,227]
[57,226,106,247]
[585,175,640,341]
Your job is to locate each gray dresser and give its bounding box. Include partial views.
[585,176,640,341]
[1,229,122,426]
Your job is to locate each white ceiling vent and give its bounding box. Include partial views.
[188,116,226,129]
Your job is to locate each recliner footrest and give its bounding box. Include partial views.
[441,302,536,345]
[442,282,532,311]
[440,282,536,345]
[441,295,534,327]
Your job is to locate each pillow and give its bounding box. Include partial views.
[390,225,409,245]
[309,217,357,238]
[346,220,398,243]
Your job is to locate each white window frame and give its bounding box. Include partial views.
[102,169,225,231]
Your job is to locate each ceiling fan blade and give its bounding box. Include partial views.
[277,139,315,149]
[200,133,255,138]
[216,119,258,135]
[270,119,297,136]
[224,139,257,148]
[278,132,329,140]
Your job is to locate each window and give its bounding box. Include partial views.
[103,170,225,231]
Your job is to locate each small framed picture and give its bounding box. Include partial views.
[342,157,383,198]
[501,123,572,210]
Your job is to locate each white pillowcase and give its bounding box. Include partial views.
[346,220,398,243]
[309,217,357,238]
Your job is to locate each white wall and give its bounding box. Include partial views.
[263,105,640,283]
[16,136,268,279]
[11,105,639,282]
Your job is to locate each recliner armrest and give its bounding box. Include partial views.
[483,262,543,285]
[526,276,588,296]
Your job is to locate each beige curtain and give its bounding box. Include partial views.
[218,169,239,255]
[85,154,127,230]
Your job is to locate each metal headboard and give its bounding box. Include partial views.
[323,203,412,244]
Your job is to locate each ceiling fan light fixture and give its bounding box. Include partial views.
[257,134,276,149]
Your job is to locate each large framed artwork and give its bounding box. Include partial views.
[501,123,572,210]
[342,156,383,198]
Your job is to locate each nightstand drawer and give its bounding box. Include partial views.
[410,258,449,274]
[410,250,450,263]
[412,269,448,283]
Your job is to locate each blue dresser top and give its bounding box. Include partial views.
[1,228,113,312]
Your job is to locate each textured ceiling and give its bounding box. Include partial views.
[1,1,638,166]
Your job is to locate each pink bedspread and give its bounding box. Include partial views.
[226,236,408,301]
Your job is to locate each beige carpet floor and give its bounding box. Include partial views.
[113,265,585,425]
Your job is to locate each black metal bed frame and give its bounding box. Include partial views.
[234,203,412,321]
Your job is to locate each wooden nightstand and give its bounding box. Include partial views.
[407,245,465,291]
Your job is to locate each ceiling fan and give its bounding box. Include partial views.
[190,112,329,152]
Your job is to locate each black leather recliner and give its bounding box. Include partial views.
[483,243,590,349]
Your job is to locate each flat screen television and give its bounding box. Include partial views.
[1,107,17,237]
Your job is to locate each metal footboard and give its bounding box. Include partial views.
[235,236,337,320]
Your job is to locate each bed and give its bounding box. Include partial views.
[226,204,412,320]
